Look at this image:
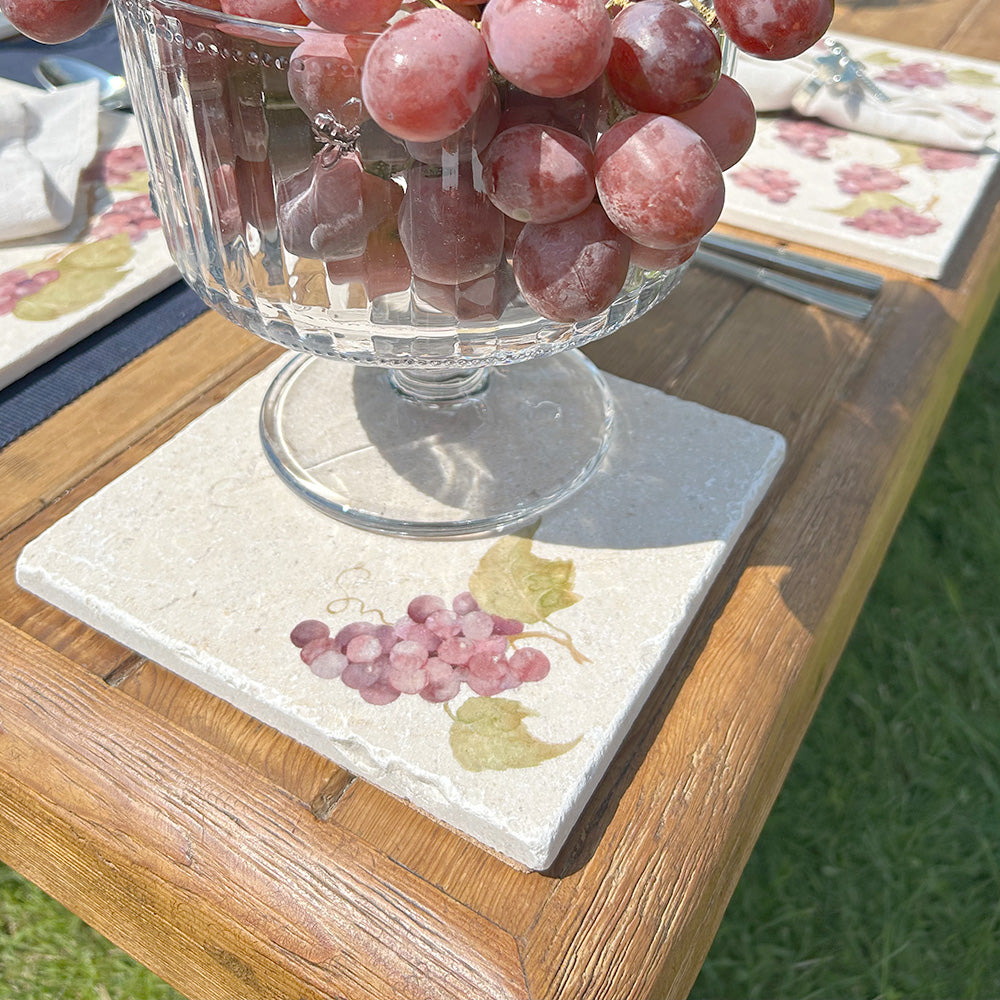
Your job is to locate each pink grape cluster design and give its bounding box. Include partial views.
[291,591,551,706]
[0,267,60,316]
[775,119,847,160]
[876,61,949,90]
[844,205,941,237]
[89,194,161,243]
[84,145,148,187]
[918,147,979,171]
[835,163,907,195]
[731,166,799,204]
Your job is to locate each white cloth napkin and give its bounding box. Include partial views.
[735,39,995,151]
[0,79,101,242]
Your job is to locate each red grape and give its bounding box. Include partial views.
[714,0,834,61]
[498,79,605,146]
[360,7,490,142]
[481,124,596,224]
[220,0,307,25]
[607,0,721,115]
[0,0,109,43]
[413,264,516,321]
[324,217,413,301]
[672,74,757,171]
[481,0,613,99]
[404,81,501,166]
[295,0,400,32]
[277,151,369,260]
[512,203,631,323]
[398,165,505,284]
[629,239,699,271]
[595,113,724,249]
[287,29,373,125]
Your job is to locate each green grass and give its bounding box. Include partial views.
[2,303,999,1000]
[693,297,1000,1000]
[0,866,182,1000]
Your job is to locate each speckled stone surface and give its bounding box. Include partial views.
[17,354,785,870]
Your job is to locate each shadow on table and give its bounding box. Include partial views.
[543,272,964,875]
[353,363,784,552]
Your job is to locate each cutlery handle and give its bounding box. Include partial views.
[701,233,885,297]
[693,249,876,321]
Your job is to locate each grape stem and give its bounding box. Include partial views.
[513,625,589,665]
[325,565,391,624]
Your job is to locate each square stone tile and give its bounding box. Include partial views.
[17,355,785,869]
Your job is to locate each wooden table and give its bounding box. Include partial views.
[2,1,998,996]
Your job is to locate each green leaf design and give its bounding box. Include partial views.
[861,50,901,68]
[13,235,133,322]
[112,170,152,194]
[449,697,580,772]
[947,68,997,87]
[887,142,926,168]
[468,524,580,624]
[828,191,915,218]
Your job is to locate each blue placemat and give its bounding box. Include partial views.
[1,19,209,448]
[0,282,208,448]
[1,17,124,86]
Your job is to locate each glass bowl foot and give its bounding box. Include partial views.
[259,351,614,538]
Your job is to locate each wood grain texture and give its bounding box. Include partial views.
[0,623,530,1000]
[1,2,998,997]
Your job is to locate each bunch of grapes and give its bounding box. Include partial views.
[843,205,940,237]
[0,267,60,316]
[89,194,161,242]
[290,591,552,706]
[731,165,799,203]
[834,163,907,195]
[3,0,836,324]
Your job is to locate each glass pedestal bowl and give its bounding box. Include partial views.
[114,0,691,537]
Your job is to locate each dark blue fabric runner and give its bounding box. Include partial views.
[1,19,209,449]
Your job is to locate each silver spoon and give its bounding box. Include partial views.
[34,56,132,112]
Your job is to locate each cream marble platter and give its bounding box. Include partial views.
[17,355,785,870]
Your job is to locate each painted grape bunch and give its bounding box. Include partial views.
[291,591,551,706]
[288,528,590,770]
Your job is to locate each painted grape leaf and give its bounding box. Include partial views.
[449,697,580,772]
[112,170,152,194]
[947,68,997,88]
[14,235,133,322]
[468,524,580,624]
[861,50,902,68]
[888,142,927,168]
[828,191,916,217]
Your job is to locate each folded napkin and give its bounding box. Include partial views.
[0,79,101,242]
[735,38,995,151]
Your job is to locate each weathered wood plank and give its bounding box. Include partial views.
[329,780,558,937]
[115,661,342,806]
[0,622,530,1000]
[0,4,996,998]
